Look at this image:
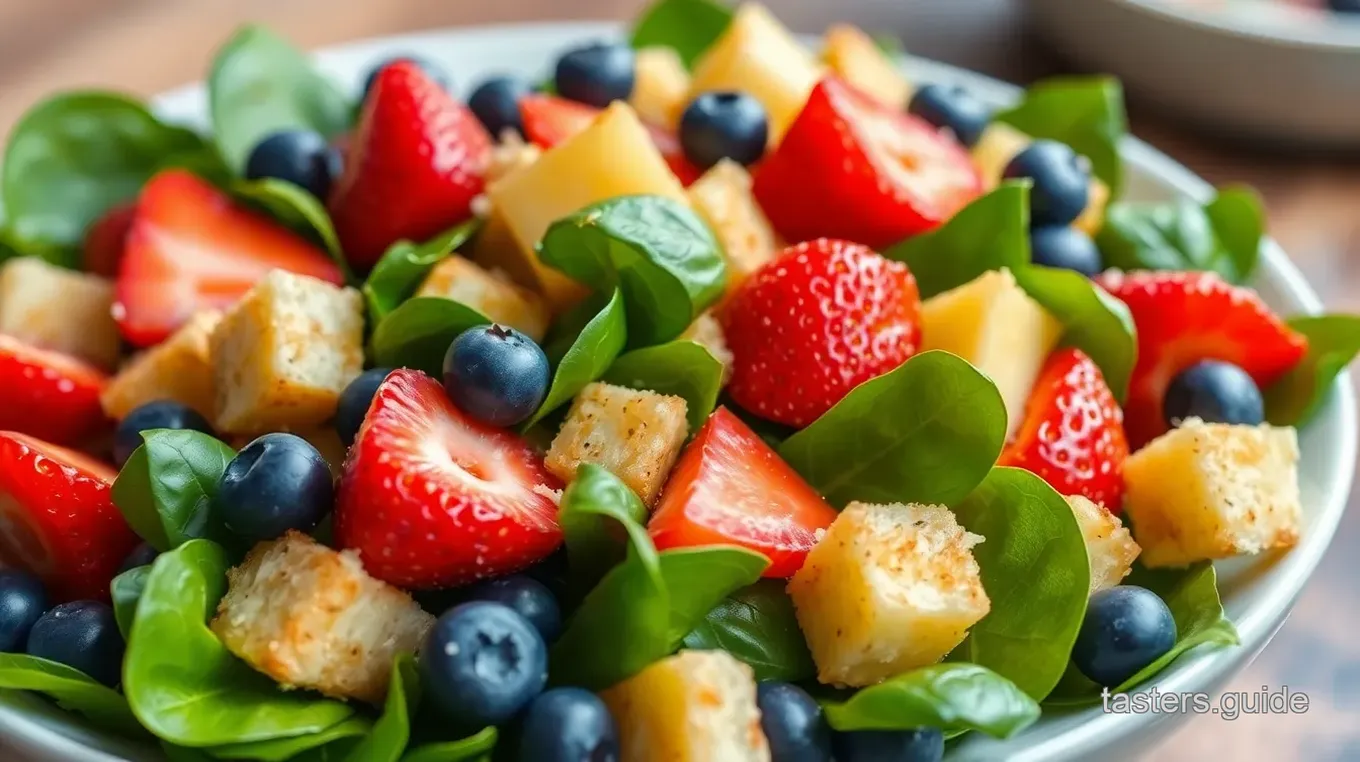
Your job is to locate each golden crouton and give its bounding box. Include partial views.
[100,311,221,421]
[1065,495,1140,594]
[545,382,688,505]
[685,159,779,302]
[210,270,364,436]
[1123,418,1301,568]
[680,311,733,384]
[0,257,119,369]
[631,47,691,130]
[414,255,550,342]
[211,532,434,704]
[600,650,770,762]
[788,502,991,687]
[486,131,542,184]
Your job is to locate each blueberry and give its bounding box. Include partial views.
[26,601,123,687]
[113,400,215,467]
[1002,140,1091,227]
[442,325,550,427]
[217,433,333,543]
[1328,0,1360,12]
[679,92,769,170]
[523,548,570,602]
[1072,585,1177,687]
[0,570,46,653]
[117,542,160,575]
[554,42,635,108]
[363,55,451,99]
[335,368,393,447]
[757,681,832,762]
[419,601,547,727]
[832,729,944,762]
[468,575,562,642]
[1029,225,1103,277]
[1164,360,1264,428]
[518,687,620,762]
[244,130,343,200]
[469,76,533,139]
[907,83,992,148]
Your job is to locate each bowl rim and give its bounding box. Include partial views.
[0,19,1353,762]
[1109,0,1360,51]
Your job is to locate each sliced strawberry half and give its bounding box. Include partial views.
[752,77,982,250]
[334,369,563,588]
[1095,270,1309,448]
[115,169,344,348]
[0,432,136,601]
[649,407,837,578]
[519,94,702,185]
[0,335,109,446]
[83,202,136,278]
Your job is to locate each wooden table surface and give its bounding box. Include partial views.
[2,0,1358,759]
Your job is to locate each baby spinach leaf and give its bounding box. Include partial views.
[995,76,1127,196]
[682,580,815,682]
[820,663,1040,738]
[539,195,726,347]
[233,178,350,280]
[0,653,146,737]
[630,0,733,67]
[364,219,484,321]
[209,25,353,173]
[1096,187,1265,284]
[1265,315,1360,426]
[523,288,627,428]
[110,565,151,639]
[779,351,1007,508]
[558,463,652,596]
[1,92,212,265]
[950,467,1090,701]
[124,540,357,746]
[657,547,769,643]
[369,297,491,375]
[341,656,420,762]
[601,340,723,432]
[401,727,498,762]
[111,429,237,552]
[206,716,371,761]
[884,182,1030,299]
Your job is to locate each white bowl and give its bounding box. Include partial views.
[1,21,1354,762]
[1026,0,1360,149]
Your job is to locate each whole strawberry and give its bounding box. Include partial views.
[722,238,922,427]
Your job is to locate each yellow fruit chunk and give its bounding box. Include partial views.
[822,24,912,110]
[972,123,1109,234]
[632,47,691,130]
[685,159,779,301]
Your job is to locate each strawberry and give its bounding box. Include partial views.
[115,170,344,347]
[519,94,702,185]
[0,432,136,601]
[752,77,982,250]
[329,61,492,269]
[0,335,109,446]
[1000,348,1129,511]
[1095,270,1309,448]
[649,407,837,578]
[334,369,563,588]
[722,238,922,427]
[83,202,136,278]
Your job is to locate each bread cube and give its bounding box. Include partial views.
[100,311,221,421]
[0,257,119,369]
[971,123,1109,235]
[210,271,364,435]
[680,311,733,384]
[1065,495,1140,594]
[920,268,1063,439]
[788,502,990,687]
[600,650,770,762]
[632,47,691,130]
[545,382,688,505]
[486,131,542,184]
[1123,418,1301,568]
[415,255,549,342]
[685,160,778,301]
[822,24,913,110]
[211,531,434,704]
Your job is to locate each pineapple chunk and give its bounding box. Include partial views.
[1073,176,1110,237]
[600,650,770,762]
[1065,495,1140,594]
[822,24,913,110]
[788,502,990,687]
[415,255,549,342]
[689,3,822,142]
[972,123,1109,234]
[632,47,691,130]
[685,159,779,301]
[680,311,733,384]
[1123,418,1301,568]
[101,310,221,421]
[920,268,1063,439]
[0,257,120,369]
[545,382,688,506]
[484,102,687,314]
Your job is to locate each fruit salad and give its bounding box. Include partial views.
[0,1,1356,761]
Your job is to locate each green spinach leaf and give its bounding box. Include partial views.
[524,289,627,428]
[1096,187,1265,284]
[364,219,484,321]
[995,76,1126,196]
[110,565,151,639]
[0,653,146,737]
[682,580,815,682]
[779,351,1006,508]
[1265,314,1360,426]
[340,655,420,762]
[111,429,237,552]
[630,0,733,67]
[369,297,491,375]
[401,727,498,762]
[206,716,371,761]
[601,339,723,432]
[558,463,652,596]
[657,547,769,644]
[820,663,1040,738]
[233,178,350,279]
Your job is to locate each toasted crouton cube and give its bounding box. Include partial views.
[486,131,542,184]
[680,311,733,384]
[545,382,688,505]
[0,258,119,369]
[211,531,434,704]
[1123,418,1301,568]
[788,502,990,687]
[822,24,913,110]
[210,271,364,436]
[1066,495,1140,594]
[631,47,691,130]
[100,311,221,421]
[600,650,770,762]
[686,160,779,301]
[415,255,549,342]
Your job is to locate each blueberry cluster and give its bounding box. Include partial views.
[0,570,124,688]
